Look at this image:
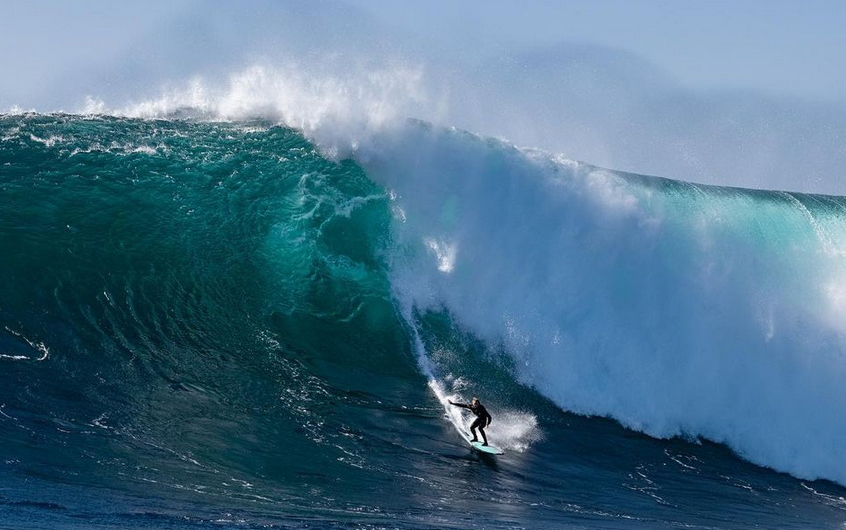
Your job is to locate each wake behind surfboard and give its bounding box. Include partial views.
[427,381,506,455]
[461,429,504,455]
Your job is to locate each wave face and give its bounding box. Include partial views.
[358,123,846,485]
[2,114,846,529]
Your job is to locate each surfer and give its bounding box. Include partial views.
[448,397,492,446]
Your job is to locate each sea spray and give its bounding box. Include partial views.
[358,121,846,485]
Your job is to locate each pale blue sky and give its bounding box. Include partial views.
[2,0,844,106]
[347,0,846,104]
[2,1,845,193]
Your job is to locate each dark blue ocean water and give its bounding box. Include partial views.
[2,114,846,529]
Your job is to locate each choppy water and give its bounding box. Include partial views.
[2,114,846,529]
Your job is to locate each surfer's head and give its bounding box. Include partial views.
[471,397,478,405]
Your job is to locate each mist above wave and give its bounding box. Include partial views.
[0,0,830,193]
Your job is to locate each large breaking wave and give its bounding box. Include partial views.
[66,65,846,485]
[107,66,846,485]
[4,63,846,520]
[361,122,846,485]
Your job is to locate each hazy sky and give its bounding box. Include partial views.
[2,1,845,194]
[3,1,844,107]
[347,0,846,105]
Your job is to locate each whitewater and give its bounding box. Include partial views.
[3,65,846,529]
[99,66,846,486]
[367,122,846,484]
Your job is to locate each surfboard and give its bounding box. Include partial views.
[470,440,505,455]
[462,431,504,455]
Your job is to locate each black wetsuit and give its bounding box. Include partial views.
[451,401,492,445]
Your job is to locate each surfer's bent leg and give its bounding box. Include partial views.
[478,423,488,445]
[470,417,482,442]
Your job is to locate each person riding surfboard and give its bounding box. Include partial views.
[448,397,492,446]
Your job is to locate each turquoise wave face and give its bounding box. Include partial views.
[2,114,846,529]
[0,115,424,510]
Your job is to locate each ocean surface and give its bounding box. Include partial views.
[2,113,846,529]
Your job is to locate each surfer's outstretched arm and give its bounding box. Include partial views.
[448,400,470,409]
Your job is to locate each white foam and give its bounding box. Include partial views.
[3,327,49,362]
[95,63,430,159]
[428,379,540,453]
[28,134,65,147]
[355,122,846,486]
